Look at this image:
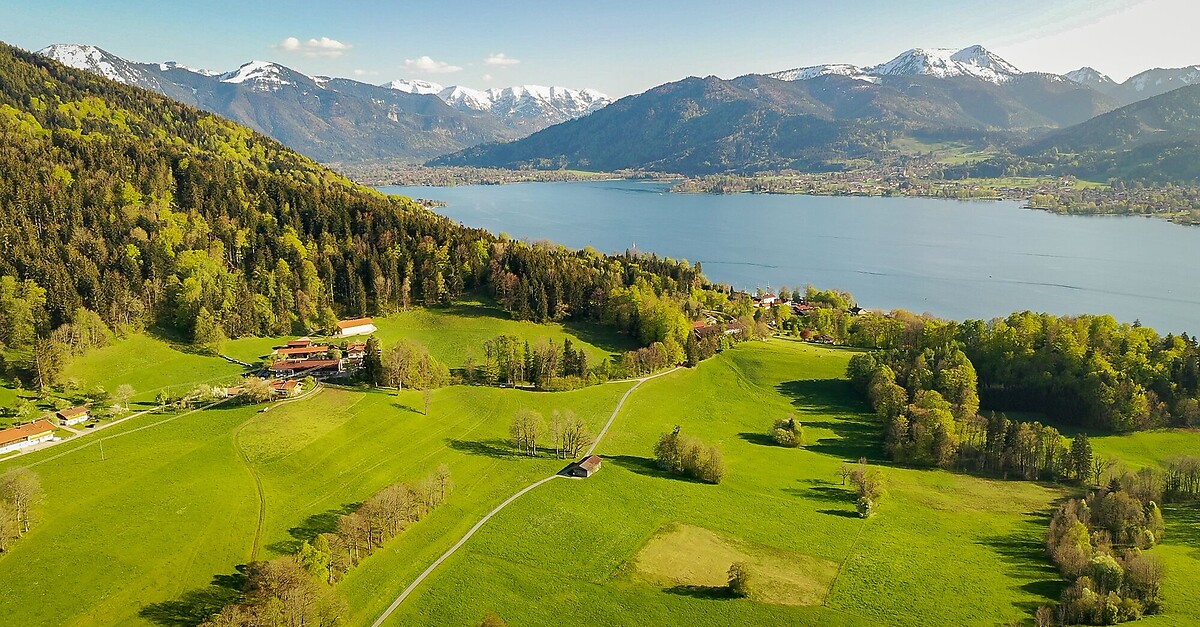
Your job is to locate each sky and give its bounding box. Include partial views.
[1,0,1195,96]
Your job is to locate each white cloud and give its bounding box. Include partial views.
[482,73,494,82]
[484,52,520,66]
[275,36,352,58]
[403,55,463,74]
[352,69,379,76]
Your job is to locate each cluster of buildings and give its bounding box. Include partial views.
[0,404,94,455]
[265,318,376,381]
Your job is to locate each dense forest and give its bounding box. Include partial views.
[844,311,1200,449]
[0,43,703,357]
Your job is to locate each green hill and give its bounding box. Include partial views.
[0,41,699,342]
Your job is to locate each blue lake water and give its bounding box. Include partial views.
[381,180,1200,334]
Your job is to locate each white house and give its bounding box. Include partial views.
[333,317,377,337]
[56,405,91,426]
[0,419,57,455]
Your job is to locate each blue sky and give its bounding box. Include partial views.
[1,0,1194,96]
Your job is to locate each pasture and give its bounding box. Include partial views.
[2,331,1199,626]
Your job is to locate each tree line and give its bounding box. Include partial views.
[509,409,593,459]
[200,465,452,626]
[846,311,1200,435]
[0,468,43,554]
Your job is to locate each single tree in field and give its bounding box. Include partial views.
[423,388,432,416]
[113,384,135,411]
[0,468,43,535]
[838,463,852,486]
[1034,606,1054,627]
[728,561,753,598]
[242,377,275,404]
[435,464,454,502]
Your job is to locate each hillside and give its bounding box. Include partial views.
[433,70,1114,175]
[1018,84,1200,182]
[0,41,700,341]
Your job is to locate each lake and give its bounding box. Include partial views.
[381,180,1200,334]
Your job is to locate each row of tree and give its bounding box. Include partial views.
[509,409,593,459]
[200,466,452,626]
[0,468,42,553]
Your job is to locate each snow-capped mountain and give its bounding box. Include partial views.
[36,43,518,163]
[381,81,611,130]
[769,45,1023,85]
[40,44,176,92]
[1064,65,1200,105]
[381,79,444,95]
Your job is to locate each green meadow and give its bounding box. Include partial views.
[2,327,1199,626]
[224,300,637,367]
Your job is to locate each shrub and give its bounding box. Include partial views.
[727,561,753,598]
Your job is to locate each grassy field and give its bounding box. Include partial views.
[378,340,1075,626]
[60,333,247,404]
[3,330,1199,626]
[223,300,638,368]
[0,371,633,626]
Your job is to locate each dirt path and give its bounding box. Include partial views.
[369,367,679,627]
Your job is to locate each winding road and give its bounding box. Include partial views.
[369,367,678,627]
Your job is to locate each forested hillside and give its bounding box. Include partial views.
[0,42,701,349]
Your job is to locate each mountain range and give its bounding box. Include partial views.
[37,44,609,163]
[436,45,1200,178]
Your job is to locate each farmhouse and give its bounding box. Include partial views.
[56,405,91,426]
[345,342,367,360]
[333,317,377,337]
[0,419,57,455]
[268,359,344,378]
[273,344,332,360]
[270,379,302,398]
[569,455,603,478]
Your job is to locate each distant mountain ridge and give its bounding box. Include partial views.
[36,44,609,163]
[769,45,1023,85]
[436,46,1118,175]
[381,80,611,130]
[1064,63,1200,105]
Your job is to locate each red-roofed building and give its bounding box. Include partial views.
[333,317,376,337]
[0,419,57,454]
[569,455,603,478]
[268,359,344,377]
[274,345,332,359]
[270,379,302,398]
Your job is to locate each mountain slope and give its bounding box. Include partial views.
[1021,84,1200,182]
[0,40,700,341]
[38,44,519,162]
[1065,64,1200,106]
[434,67,1115,175]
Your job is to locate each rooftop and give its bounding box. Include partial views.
[0,419,57,447]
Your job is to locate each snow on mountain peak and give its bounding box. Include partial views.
[158,61,219,77]
[38,43,144,85]
[771,45,1022,85]
[218,61,298,90]
[381,79,444,95]
[870,46,1021,82]
[1065,67,1115,86]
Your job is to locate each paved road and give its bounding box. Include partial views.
[370,367,679,627]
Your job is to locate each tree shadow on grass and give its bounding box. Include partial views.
[265,503,359,554]
[1163,502,1200,559]
[736,432,780,447]
[606,455,709,484]
[389,401,423,415]
[818,509,861,519]
[445,438,523,460]
[776,379,883,462]
[664,584,733,599]
[138,571,246,626]
[978,510,1066,614]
